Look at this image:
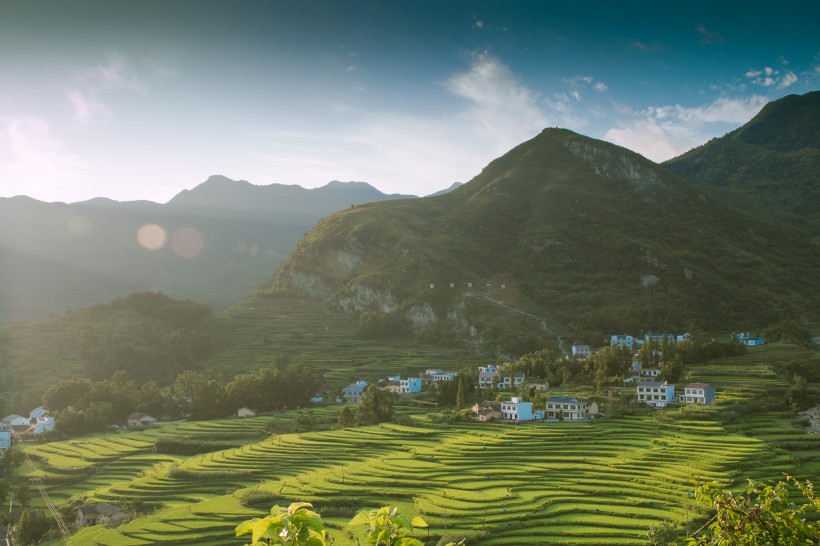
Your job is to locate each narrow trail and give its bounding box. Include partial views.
[464,293,567,355]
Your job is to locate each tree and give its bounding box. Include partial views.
[15,481,30,510]
[337,405,355,429]
[689,475,818,545]
[236,502,329,545]
[349,505,428,546]
[455,380,465,409]
[647,520,678,545]
[0,477,8,505]
[357,385,394,425]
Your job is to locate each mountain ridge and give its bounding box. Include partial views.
[267,125,820,351]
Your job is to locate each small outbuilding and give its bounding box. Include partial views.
[75,502,128,527]
[127,412,158,428]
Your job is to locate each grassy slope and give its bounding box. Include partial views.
[24,344,818,545]
[269,129,820,347]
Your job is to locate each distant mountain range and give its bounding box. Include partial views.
[2,91,817,358]
[0,177,415,323]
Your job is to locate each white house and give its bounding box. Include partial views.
[127,412,158,427]
[75,503,128,527]
[525,379,550,392]
[341,381,368,404]
[735,332,765,346]
[382,381,403,394]
[545,396,588,421]
[425,369,456,382]
[399,377,422,393]
[571,344,591,359]
[637,381,675,408]
[498,373,526,388]
[500,397,534,422]
[640,368,662,378]
[2,414,30,429]
[478,364,498,389]
[680,383,716,404]
[236,407,257,418]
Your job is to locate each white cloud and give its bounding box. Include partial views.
[66,52,142,124]
[604,96,768,162]
[778,71,798,88]
[594,82,608,92]
[0,116,86,198]
[745,65,798,89]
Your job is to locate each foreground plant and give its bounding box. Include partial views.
[236,502,330,545]
[689,474,818,545]
[349,505,428,546]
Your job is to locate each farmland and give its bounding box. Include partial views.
[20,346,818,545]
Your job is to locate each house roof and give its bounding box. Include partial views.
[343,384,366,393]
[638,381,668,388]
[686,383,711,389]
[477,408,500,416]
[3,414,25,421]
[78,503,126,517]
[547,396,581,404]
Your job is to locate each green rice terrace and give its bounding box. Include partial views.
[22,346,819,545]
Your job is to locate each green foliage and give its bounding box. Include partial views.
[357,385,395,425]
[689,475,819,545]
[236,501,329,545]
[349,505,428,546]
[763,319,812,345]
[647,520,679,545]
[337,405,355,429]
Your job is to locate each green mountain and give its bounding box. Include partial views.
[265,128,820,351]
[663,91,820,229]
[0,177,412,324]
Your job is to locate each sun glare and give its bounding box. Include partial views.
[170,227,204,258]
[137,224,167,250]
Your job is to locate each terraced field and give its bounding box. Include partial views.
[25,347,816,545]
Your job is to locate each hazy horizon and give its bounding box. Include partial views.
[2,0,818,204]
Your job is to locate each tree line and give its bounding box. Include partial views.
[43,359,323,435]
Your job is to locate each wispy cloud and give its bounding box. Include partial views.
[244,54,557,194]
[628,40,663,52]
[604,95,768,162]
[695,23,724,45]
[65,52,142,124]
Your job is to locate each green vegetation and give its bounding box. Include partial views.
[688,475,818,545]
[665,90,820,231]
[1,343,812,545]
[267,125,820,350]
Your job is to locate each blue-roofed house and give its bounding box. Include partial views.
[545,396,589,421]
[341,381,368,404]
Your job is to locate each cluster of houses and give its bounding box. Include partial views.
[636,381,716,408]
[0,406,56,450]
[339,367,461,404]
[472,396,599,423]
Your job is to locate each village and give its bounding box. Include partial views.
[338,330,765,423]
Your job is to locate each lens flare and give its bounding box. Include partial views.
[170,227,204,258]
[67,215,93,237]
[137,224,167,250]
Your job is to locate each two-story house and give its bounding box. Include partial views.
[680,383,715,404]
[636,381,675,408]
[571,344,591,359]
[341,380,368,404]
[545,396,588,421]
[500,397,534,422]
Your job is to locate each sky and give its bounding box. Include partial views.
[1,0,818,203]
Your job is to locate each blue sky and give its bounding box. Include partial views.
[1,0,818,203]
